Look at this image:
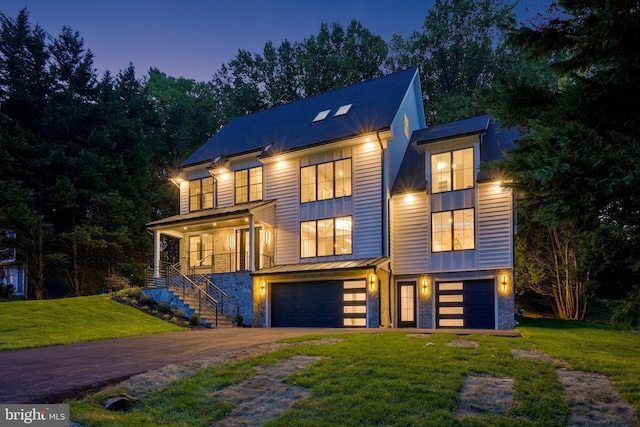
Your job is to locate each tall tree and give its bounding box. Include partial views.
[388,0,517,124]
[485,0,640,320]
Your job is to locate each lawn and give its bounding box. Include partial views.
[70,318,640,427]
[0,295,186,351]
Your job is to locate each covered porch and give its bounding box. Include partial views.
[147,201,276,277]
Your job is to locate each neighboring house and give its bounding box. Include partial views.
[0,231,27,297]
[147,68,517,329]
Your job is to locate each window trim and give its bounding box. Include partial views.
[300,216,353,258]
[234,166,263,204]
[189,177,214,212]
[431,208,475,253]
[300,158,352,203]
[430,147,474,194]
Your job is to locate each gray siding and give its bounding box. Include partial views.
[391,192,429,274]
[180,182,188,214]
[477,183,513,268]
[354,142,383,258]
[216,172,234,208]
[265,158,300,265]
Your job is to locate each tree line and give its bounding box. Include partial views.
[1,1,639,326]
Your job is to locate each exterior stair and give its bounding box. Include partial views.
[167,286,236,328]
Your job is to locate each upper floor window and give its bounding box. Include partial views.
[189,177,214,211]
[301,216,352,258]
[432,208,475,252]
[431,147,474,193]
[235,166,263,204]
[301,158,352,203]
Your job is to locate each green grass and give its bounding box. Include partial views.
[0,295,186,351]
[70,319,640,427]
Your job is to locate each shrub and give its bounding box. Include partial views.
[189,314,201,326]
[1,283,16,299]
[140,305,150,312]
[173,309,185,318]
[139,295,154,305]
[162,314,171,320]
[105,274,130,293]
[123,287,142,298]
[157,302,171,313]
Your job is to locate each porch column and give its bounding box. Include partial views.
[153,230,161,278]
[248,216,254,272]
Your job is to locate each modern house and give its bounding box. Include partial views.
[147,68,516,329]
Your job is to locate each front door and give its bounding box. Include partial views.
[398,282,416,327]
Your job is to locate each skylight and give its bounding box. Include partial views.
[313,109,331,122]
[334,104,352,117]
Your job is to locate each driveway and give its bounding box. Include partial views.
[0,328,348,404]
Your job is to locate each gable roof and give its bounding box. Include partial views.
[182,67,419,167]
[393,115,518,192]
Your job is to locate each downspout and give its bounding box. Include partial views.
[376,129,386,256]
[388,261,393,328]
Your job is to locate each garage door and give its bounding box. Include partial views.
[271,280,366,327]
[436,279,495,329]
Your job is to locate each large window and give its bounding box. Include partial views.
[431,148,474,193]
[189,177,214,211]
[189,234,213,266]
[235,166,263,204]
[301,216,352,258]
[432,209,475,252]
[301,159,352,203]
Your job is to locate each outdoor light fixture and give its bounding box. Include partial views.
[501,275,508,292]
[265,230,271,245]
[260,280,265,295]
[369,273,377,291]
[421,277,429,295]
[170,176,184,188]
[228,235,234,250]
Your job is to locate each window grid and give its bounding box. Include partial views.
[432,208,475,252]
[300,216,352,258]
[431,148,474,193]
[189,177,214,211]
[300,159,352,203]
[235,167,263,204]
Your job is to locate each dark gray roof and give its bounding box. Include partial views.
[411,114,491,145]
[182,68,419,167]
[253,257,388,276]
[393,115,518,191]
[146,200,275,228]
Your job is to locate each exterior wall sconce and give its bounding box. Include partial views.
[369,273,377,291]
[228,235,234,250]
[170,176,184,188]
[501,275,508,292]
[260,280,266,295]
[421,277,429,295]
[265,230,271,246]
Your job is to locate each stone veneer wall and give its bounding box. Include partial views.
[208,272,254,326]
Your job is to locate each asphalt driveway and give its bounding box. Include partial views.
[0,328,347,404]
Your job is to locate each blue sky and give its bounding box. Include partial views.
[1,1,550,82]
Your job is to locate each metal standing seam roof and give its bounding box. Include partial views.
[146,200,276,228]
[182,67,420,167]
[253,257,388,276]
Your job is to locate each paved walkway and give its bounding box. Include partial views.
[0,327,519,404]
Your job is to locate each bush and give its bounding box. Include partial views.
[1,283,15,299]
[123,287,142,298]
[612,286,640,328]
[139,295,154,305]
[173,309,185,318]
[189,314,201,326]
[157,302,171,313]
[105,274,130,293]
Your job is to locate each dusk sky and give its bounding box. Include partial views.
[2,1,551,82]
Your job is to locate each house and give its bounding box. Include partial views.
[147,68,516,329]
[0,231,27,297]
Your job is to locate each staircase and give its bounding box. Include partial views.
[167,286,236,328]
[146,262,240,329]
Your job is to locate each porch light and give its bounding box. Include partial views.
[260,280,266,295]
[170,177,184,188]
[501,275,508,292]
[421,277,429,294]
[228,235,234,250]
[369,273,377,291]
[265,230,271,245]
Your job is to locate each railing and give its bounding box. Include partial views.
[187,253,273,276]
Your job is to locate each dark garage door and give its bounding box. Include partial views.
[271,281,344,327]
[436,279,495,329]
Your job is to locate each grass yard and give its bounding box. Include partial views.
[0,295,186,351]
[70,318,640,427]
